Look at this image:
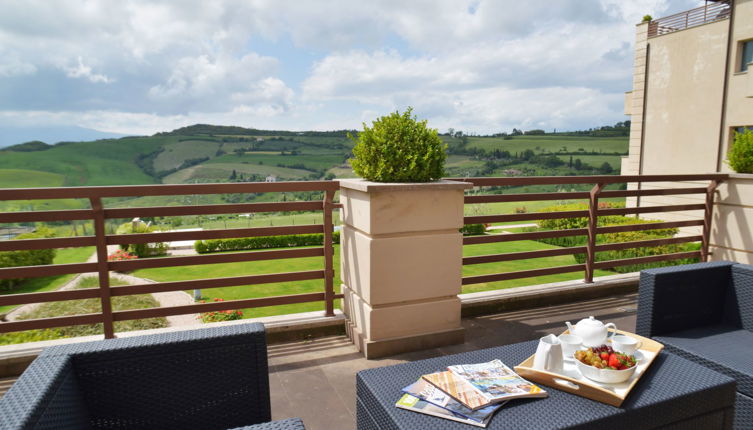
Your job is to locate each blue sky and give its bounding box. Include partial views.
[0,0,704,136]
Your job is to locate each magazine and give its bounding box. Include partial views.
[395,393,494,428]
[401,378,504,425]
[423,359,546,410]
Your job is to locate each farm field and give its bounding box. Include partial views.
[463,135,628,154]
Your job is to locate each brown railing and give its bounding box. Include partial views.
[456,174,727,286]
[0,181,339,337]
[647,1,730,38]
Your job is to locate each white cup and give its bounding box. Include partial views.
[533,334,564,373]
[558,333,583,361]
[612,335,642,355]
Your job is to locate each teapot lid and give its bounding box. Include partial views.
[579,316,603,326]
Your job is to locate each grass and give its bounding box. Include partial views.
[163,162,311,183]
[0,246,95,314]
[208,153,345,172]
[0,276,168,345]
[132,238,615,320]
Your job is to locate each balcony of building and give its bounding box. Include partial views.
[0,172,751,428]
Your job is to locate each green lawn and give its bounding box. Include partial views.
[0,246,95,314]
[133,239,613,319]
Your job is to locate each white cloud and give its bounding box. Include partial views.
[65,56,113,83]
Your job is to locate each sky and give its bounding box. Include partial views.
[0,0,705,136]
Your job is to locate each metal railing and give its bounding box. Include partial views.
[0,181,339,337]
[648,1,730,38]
[456,174,727,286]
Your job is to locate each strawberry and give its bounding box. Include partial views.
[608,353,621,369]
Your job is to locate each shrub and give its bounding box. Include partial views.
[195,231,340,254]
[460,224,486,236]
[349,107,447,182]
[531,202,694,273]
[0,228,56,291]
[727,128,753,173]
[642,15,652,22]
[197,298,244,323]
[116,221,168,258]
[108,249,137,261]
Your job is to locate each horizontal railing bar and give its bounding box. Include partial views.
[0,236,96,251]
[0,262,98,280]
[0,287,100,307]
[109,270,325,296]
[108,247,325,271]
[0,181,339,200]
[594,236,702,253]
[592,251,701,269]
[596,220,704,234]
[0,314,102,333]
[107,225,324,245]
[463,246,587,265]
[463,228,588,245]
[599,187,707,198]
[465,210,589,225]
[450,174,727,187]
[105,201,324,219]
[464,192,590,204]
[462,264,585,285]
[0,209,93,223]
[112,292,326,321]
[334,293,344,299]
[599,204,706,216]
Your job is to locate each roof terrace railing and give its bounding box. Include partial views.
[456,174,727,286]
[0,181,339,338]
[647,1,731,38]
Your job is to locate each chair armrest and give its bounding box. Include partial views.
[231,417,306,429]
[0,355,90,429]
[636,261,737,337]
[732,264,753,331]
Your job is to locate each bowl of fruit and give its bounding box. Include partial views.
[574,345,637,384]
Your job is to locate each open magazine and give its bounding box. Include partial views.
[396,379,505,427]
[422,359,546,410]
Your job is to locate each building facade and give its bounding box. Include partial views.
[624,0,753,263]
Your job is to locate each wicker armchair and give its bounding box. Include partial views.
[0,323,304,430]
[636,261,753,429]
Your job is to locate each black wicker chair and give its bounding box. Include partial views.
[636,261,753,429]
[0,323,304,430]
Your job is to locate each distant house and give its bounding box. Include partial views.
[265,175,277,182]
[503,169,522,176]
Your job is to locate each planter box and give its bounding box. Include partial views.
[339,179,472,358]
[710,173,753,264]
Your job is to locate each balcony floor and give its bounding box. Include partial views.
[267,292,638,429]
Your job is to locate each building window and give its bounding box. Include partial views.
[742,40,753,72]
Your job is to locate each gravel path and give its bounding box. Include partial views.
[5,246,200,327]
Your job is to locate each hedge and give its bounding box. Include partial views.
[533,203,699,273]
[195,231,341,254]
[116,221,168,258]
[0,229,56,291]
[460,224,486,236]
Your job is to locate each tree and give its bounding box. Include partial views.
[599,162,613,174]
[574,158,583,170]
[229,169,237,180]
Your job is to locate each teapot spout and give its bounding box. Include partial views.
[565,321,574,333]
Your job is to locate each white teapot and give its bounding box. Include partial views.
[565,316,616,347]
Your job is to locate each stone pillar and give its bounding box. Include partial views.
[710,174,753,264]
[339,179,472,358]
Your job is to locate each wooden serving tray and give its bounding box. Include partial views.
[514,329,664,407]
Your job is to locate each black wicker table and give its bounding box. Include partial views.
[356,340,736,429]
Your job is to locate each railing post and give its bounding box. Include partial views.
[585,183,605,283]
[701,180,720,262]
[90,197,115,338]
[322,189,335,317]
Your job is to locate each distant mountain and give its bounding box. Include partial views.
[0,125,129,148]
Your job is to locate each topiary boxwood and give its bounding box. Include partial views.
[727,128,753,174]
[349,107,447,182]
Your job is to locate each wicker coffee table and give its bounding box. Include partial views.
[356,340,736,429]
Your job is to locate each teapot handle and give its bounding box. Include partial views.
[605,323,617,341]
